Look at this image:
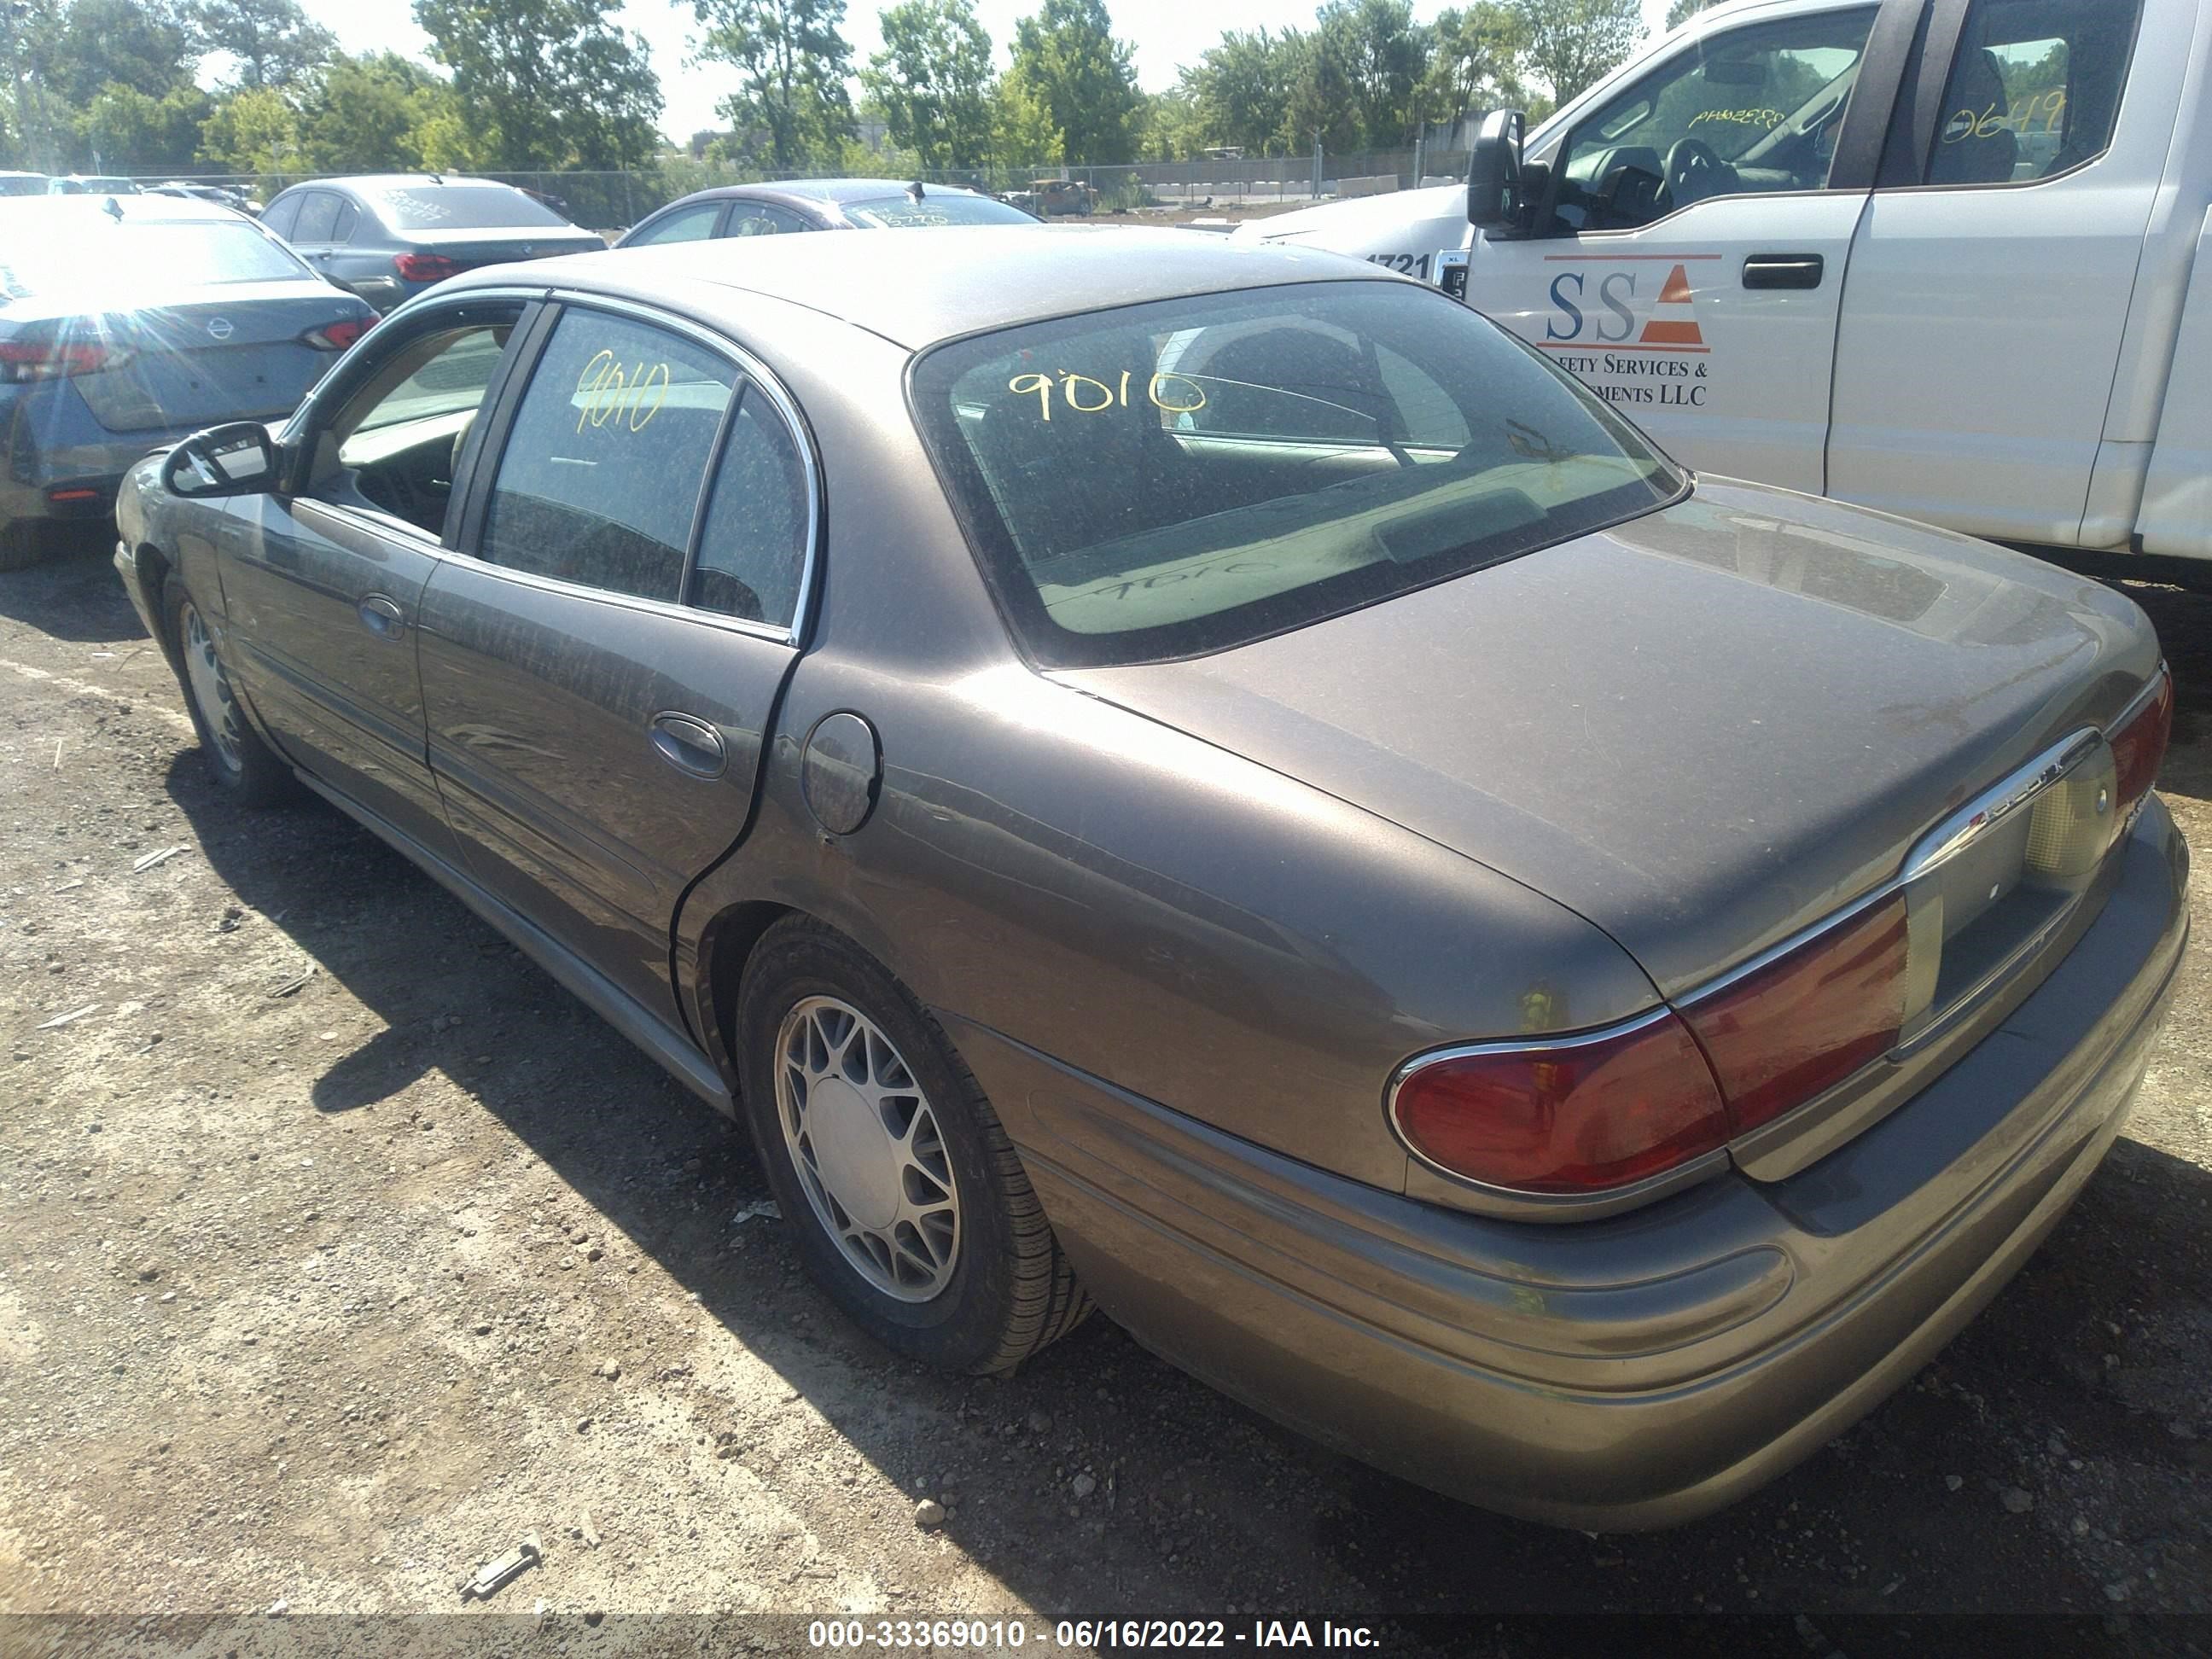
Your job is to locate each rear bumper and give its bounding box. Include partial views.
[966,799,2189,1529]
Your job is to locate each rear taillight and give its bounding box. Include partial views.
[393,253,458,282]
[302,317,375,351]
[1390,1011,1732,1195]
[1679,894,1909,1138]
[2110,669,2173,818]
[0,336,132,381]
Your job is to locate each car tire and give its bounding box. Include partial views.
[736,917,1091,1374]
[0,521,56,572]
[162,569,293,806]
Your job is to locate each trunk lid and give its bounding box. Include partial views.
[403,229,605,270]
[55,282,364,433]
[1058,480,2159,998]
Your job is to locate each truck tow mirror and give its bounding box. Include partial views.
[1467,109,1527,234]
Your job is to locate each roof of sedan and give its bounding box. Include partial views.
[0,193,242,223]
[678,178,992,207]
[485,225,1392,350]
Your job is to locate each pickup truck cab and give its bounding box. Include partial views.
[1240,0,2212,567]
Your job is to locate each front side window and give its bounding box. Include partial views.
[912,281,1681,668]
[1924,0,2142,185]
[479,311,736,603]
[260,194,302,238]
[313,317,517,535]
[1553,9,1877,231]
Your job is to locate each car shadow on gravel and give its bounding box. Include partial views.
[0,527,146,645]
[154,670,2212,1627]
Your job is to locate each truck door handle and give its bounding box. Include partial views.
[357,594,405,638]
[1743,253,1825,290]
[649,712,727,779]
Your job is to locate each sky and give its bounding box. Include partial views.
[294,0,1685,146]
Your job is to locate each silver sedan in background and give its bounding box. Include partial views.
[0,195,375,569]
[114,230,2186,1528]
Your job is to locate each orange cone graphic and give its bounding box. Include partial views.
[1639,264,1704,346]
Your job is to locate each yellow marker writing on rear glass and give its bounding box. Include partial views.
[1007,370,1208,420]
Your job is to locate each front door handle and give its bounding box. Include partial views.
[649,711,727,779]
[1743,253,1825,290]
[357,593,405,638]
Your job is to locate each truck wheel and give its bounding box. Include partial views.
[163,570,293,806]
[736,917,1091,1375]
[0,521,56,572]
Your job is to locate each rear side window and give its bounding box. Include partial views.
[479,311,736,604]
[725,201,808,236]
[293,191,340,242]
[691,391,809,626]
[332,200,360,242]
[1924,0,2143,184]
[911,281,1681,668]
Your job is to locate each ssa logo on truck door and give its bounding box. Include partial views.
[1534,254,1714,410]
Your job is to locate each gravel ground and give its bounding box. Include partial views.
[1,538,2209,1648]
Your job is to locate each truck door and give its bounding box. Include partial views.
[1464,1,1918,493]
[1826,0,2158,545]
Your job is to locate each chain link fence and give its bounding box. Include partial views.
[132,148,1471,235]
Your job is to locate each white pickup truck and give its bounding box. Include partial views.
[1239,0,2212,570]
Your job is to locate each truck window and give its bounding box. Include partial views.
[1551,9,1877,233]
[1924,0,2143,186]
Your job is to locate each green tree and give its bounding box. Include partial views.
[1006,0,1141,165]
[47,0,199,112]
[1512,0,1641,104]
[1187,27,1299,155]
[991,73,1061,166]
[196,82,300,173]
[296,52,455,172]
[1417,3,1527,124]
[83,79,212,172]
[863,0,995,170]
[1316,0,1425,148]
[188,0,335,90]
[691,0,857,172]
[1283,24,1360,154]
[416,0,662,168]
[1132,84,1205,161]
[1666,0,1723,26]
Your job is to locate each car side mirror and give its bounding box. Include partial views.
[161,422,278,499]
[1467,109,1528,233]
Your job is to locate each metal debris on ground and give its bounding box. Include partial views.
[37,1004,99,1030]
[131,846,185,873]
[460,1534,543,1600]
[268,963,318,998]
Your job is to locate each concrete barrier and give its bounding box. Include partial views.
[1336,174,1401,198]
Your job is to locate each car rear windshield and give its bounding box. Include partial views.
[367,185,571,230]
[843,192,1036,229]
[0,219,308,294]
[911,280,1685,667]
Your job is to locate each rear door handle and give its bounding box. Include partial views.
[649,711,727,779]
[1743,253,1825,290]
[357,593,405,638]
